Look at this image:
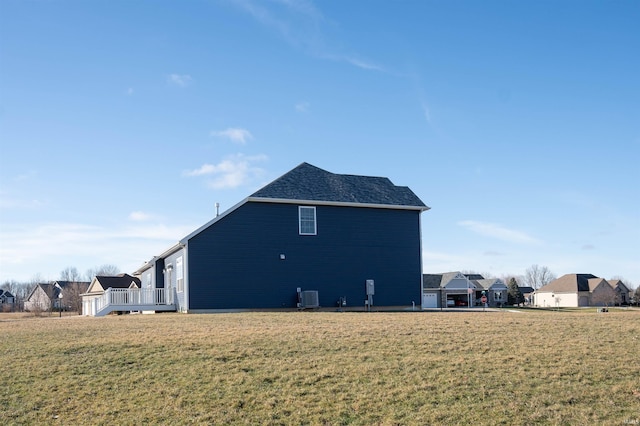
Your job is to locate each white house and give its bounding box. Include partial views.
[535,274,618,307]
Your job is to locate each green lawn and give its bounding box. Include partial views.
[2,309,639,425]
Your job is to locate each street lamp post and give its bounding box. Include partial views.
[58,292,63,318]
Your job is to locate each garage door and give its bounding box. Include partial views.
[422,293,438,308]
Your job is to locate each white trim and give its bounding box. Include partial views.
[183,240,189,313]
[176,256,184,293]
[298,206,317,235]
[133,243,184,275]
[419,213,425,308]
[180,198,248,243]
[247,197,430,211]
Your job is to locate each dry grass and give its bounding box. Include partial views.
[1,309,639,425]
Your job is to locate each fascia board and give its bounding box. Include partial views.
[246,197,430,212]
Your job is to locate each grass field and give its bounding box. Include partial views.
[2,308,639,425]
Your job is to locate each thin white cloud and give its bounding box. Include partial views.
[129,211,152,221]
[13,171,38,182]
[0,221,196,282]
[344,56,384,72]
[422,250,472,274]
[421,101,431,123]
[232,0,385,73]
[184,154,268,190]
[295,101,310,112]
[210,128,254,144]
[0,196,44,210]
[167,74,193,87]
[184,164,216,177]
[458,220,541,245]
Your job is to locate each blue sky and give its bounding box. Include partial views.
[1,0,638,287]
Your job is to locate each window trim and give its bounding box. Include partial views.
[176,256,184,293]
[298,206,317,235]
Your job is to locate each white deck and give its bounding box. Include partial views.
[84,287,176,317]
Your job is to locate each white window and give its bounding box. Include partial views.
[299,206,317,235]
[176,256,184,292]
[494,291,503,301]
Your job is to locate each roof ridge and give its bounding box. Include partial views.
[250,162,427,208]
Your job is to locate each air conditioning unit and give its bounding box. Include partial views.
[300,290,319,309]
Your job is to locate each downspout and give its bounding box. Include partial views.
[419,212,424,310]
[183,240,189,313]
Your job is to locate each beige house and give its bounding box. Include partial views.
[24,281,89,312]
[534,274,618,308]
[82,274,141,316]
[24,284,56,312]
[608,280,631,305]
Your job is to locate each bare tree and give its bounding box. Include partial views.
[85,264,120,282]
[501,274,525,286]
[53,266,90,314]
[60,266,82,282]
[1,280,21,296]
[524,264,556,289]
[0,280,38,312]
[30,273,44,285]
[62,282,88,314]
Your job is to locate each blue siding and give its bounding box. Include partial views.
[187,202,422,310]
[141,268,153,289]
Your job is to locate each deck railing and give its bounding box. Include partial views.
[94,287,174,314]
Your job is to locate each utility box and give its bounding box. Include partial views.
[299,290,319,309]
[366,279,375,295]
[365,279,375,311]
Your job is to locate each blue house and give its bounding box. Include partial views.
[127,163,428,314]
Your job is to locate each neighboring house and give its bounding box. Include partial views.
[0,289,15,311]
[534,274,618,307]
[82,274,141,316]
[422,273,508,308]
[25,283,62,312]
[422,272,475,308]
[24,281,90,312]
[130,162,428,313]
[56,281,90,313]
[472,278,509,308]
[518,287,535,305]
[608,280,630,305]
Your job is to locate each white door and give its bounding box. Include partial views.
[422,293,438,308]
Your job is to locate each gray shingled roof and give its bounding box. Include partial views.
[423,272,483,289]
[423,274,443,289]
[250,163,427,208]
[0,289,14,299]
[464,274,485,281]
[475,278,507,290]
